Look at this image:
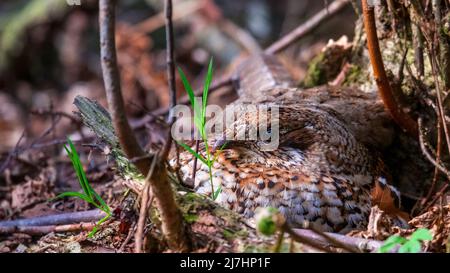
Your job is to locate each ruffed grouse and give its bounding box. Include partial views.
[172,54,406,233]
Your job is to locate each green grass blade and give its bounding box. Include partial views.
[202,58,214,118]
[51,191,93,203]
[212,142,227,163]
[92,190,110,214]
[68,139,91,196]
[66,138,92,200]
[87,214,111,238]
[212,185,221,200]
[177,141,208,165]
[178,67,202,126]
[88,226,99,238]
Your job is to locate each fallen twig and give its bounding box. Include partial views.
[0,223,96,235]
[291,228,387,253]
[281,224,332,253]
[0,209,106,227]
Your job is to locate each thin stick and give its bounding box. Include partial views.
[119,223,137,253]
[162,0,180,165]
[135,185,151,253]
[135,155,157,253]
[266,0,351,54]
[0,130,25,174]
[361,0,418,137]
[165,0,177,125]
[418,117,450,180]
[135,0,203,33]
[423,183,449,212]
[429,53,450,158]
[31,109,81,124]
[420,115,442,210]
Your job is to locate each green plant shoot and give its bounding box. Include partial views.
[378,228,433,253]
[177,58,224,200]
[51,138,111,237]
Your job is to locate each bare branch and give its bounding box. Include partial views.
[99,0,149,174]
[266,0,351,54]
[98,0,189,252]
[361,0,418,137]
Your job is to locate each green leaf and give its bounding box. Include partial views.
[177,141,208,165]
[410,228,433,242]
[379,235,407,253]
[399,240,422,253]
[51,191,93,203]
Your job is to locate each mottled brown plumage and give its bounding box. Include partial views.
[172,54,406,233]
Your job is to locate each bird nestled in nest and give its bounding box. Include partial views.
[171,54,409,233]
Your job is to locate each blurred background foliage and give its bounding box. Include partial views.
[0,0,356,151]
